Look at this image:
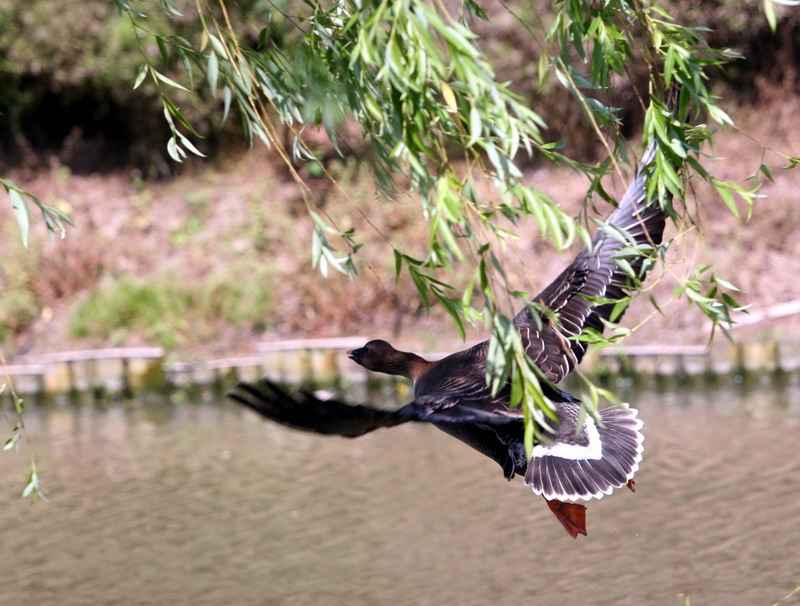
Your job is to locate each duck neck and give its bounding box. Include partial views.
[404,354,435,383]
[380,349,434,382]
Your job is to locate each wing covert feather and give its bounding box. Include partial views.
[516,142,667,382]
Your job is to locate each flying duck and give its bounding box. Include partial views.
[230,140,667,537]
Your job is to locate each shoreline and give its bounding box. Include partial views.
[5,338,797,397]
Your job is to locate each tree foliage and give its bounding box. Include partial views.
[3,0,800,492]
[106,0,800,440]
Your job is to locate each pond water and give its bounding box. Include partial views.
[2,381,799,606]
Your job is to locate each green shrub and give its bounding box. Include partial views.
[69,277,192,348]
[0,241,40,343]
[68,265,274,349]
[203,274,273,331]
[0,288,38,342]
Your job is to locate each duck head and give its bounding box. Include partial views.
[347,339,431,380]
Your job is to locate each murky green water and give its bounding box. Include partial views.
[2,381,799,606]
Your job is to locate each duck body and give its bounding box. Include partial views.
[347,338,643,503]
[350,339,531,480]
[230,139,665,538]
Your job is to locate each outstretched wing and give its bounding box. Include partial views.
[229,378,518,435]
[516,142,667,383]
[229,378,527,477]
[400,391,521,424]
[229,379,415,437]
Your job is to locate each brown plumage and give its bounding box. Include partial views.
[230,140,666,538]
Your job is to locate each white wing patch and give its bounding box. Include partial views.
[530,415,603,461]
[525,406,645,502]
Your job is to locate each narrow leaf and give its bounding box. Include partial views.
[9,188,31,247]
[133,64,148,90]
[207,52,219,97]
[154,70,192,93]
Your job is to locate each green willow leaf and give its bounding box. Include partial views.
[133,64,148,90]
[8,188,30,248]
[207,52,219,97]
[154,69,193,93]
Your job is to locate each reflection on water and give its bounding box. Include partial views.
[2,382,799,606]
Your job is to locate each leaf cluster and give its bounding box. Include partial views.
[2,179,73,247]
[106,0,800,424]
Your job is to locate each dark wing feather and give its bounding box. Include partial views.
[229,379,520,436]
[401,392,521,425]
[228,378,414,438]
[515,141,667,382]
[230,378,529,478]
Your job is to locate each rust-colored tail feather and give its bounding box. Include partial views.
[546,499,588,538]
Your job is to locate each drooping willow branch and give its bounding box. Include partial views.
[109,0,780,420]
